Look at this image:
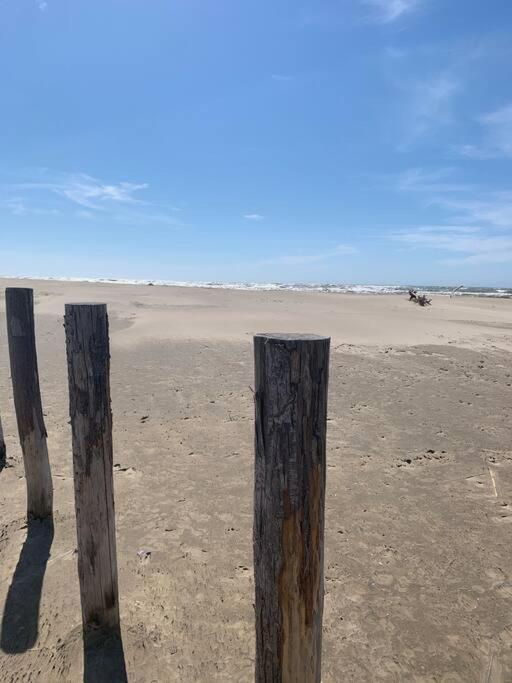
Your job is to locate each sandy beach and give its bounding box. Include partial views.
[1,277,512,682]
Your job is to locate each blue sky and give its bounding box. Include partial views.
[1,0,511,286]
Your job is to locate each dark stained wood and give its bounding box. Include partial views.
[64,303,120,633]
[5,288,52,519]
[253,332,330,683]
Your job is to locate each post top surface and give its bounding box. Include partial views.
[65,302,107,308]
[5,287,33,293]
[254,332,330,342]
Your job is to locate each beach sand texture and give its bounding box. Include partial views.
[1,278,512,682]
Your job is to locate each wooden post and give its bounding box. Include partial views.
[253,333,330,683]
[5,288,52,519]
[64,303,120,633]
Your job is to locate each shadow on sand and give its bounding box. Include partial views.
[0,427,6,472]
[83,626,128,683]
[0,517,54,653]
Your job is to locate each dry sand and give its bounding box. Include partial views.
[0,278,512,682]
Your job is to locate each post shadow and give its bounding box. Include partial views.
[0,413,6,473]
[0,518,54,653]
[83,626,128,683]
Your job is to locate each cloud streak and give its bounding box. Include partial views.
[361,0,421,23]
[391,226,512,264]
[390,162,512,264]
[0,197,59,216]
[299,0,423,29]
[395,167,472,193]
[0,170,181,228]
[432,193,512,229]
[458,102,512,159]
[400,76,460,145]
[20,173,148,209]
[392,167,512,230]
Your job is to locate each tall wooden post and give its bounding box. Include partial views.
[64,303,120,633]
[5,288,53,519]
[253,333,330,683]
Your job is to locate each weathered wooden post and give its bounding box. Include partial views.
[64,303,120,633]
[253,333,330,683]
[5,288,53,519]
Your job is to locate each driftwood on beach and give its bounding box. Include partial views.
[408,289,432,307]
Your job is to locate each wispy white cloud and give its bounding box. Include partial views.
[0,196,59,216]
[65,181,147,208]
[244,213,264,221]
[457,102,512,159]
[361,0,421,24]
[389,162,512,264]
[457,144,497,160]
[257,244,358,266]
[394,166,512,228]
[12,173,147,210]
[387,35,501,150]
[0,170,181,228]
[271,74,292,82]
[395,167,471,193]
[391,226,512,264]
[38,1,48,11]
[412,225,481,234]
[57,174,147,209]
[433,193,512,229]
[442,252,512,265]
[401,75,460,144]
[299,0,423,28]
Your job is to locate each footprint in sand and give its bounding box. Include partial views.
[373,573,394,587]
[457,592,479,610]
[491,513,512,524]
[485,567,506,587]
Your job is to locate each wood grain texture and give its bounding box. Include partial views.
[5,287,52,519]
[65,303,120,633]
[253,333,330,683]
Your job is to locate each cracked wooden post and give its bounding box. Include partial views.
[64,303,120,633]
[5,287,53,519]
[253,333,330,683]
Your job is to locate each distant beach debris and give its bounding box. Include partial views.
[408,289,432,307]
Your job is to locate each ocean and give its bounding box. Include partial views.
[2,275,511,298]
